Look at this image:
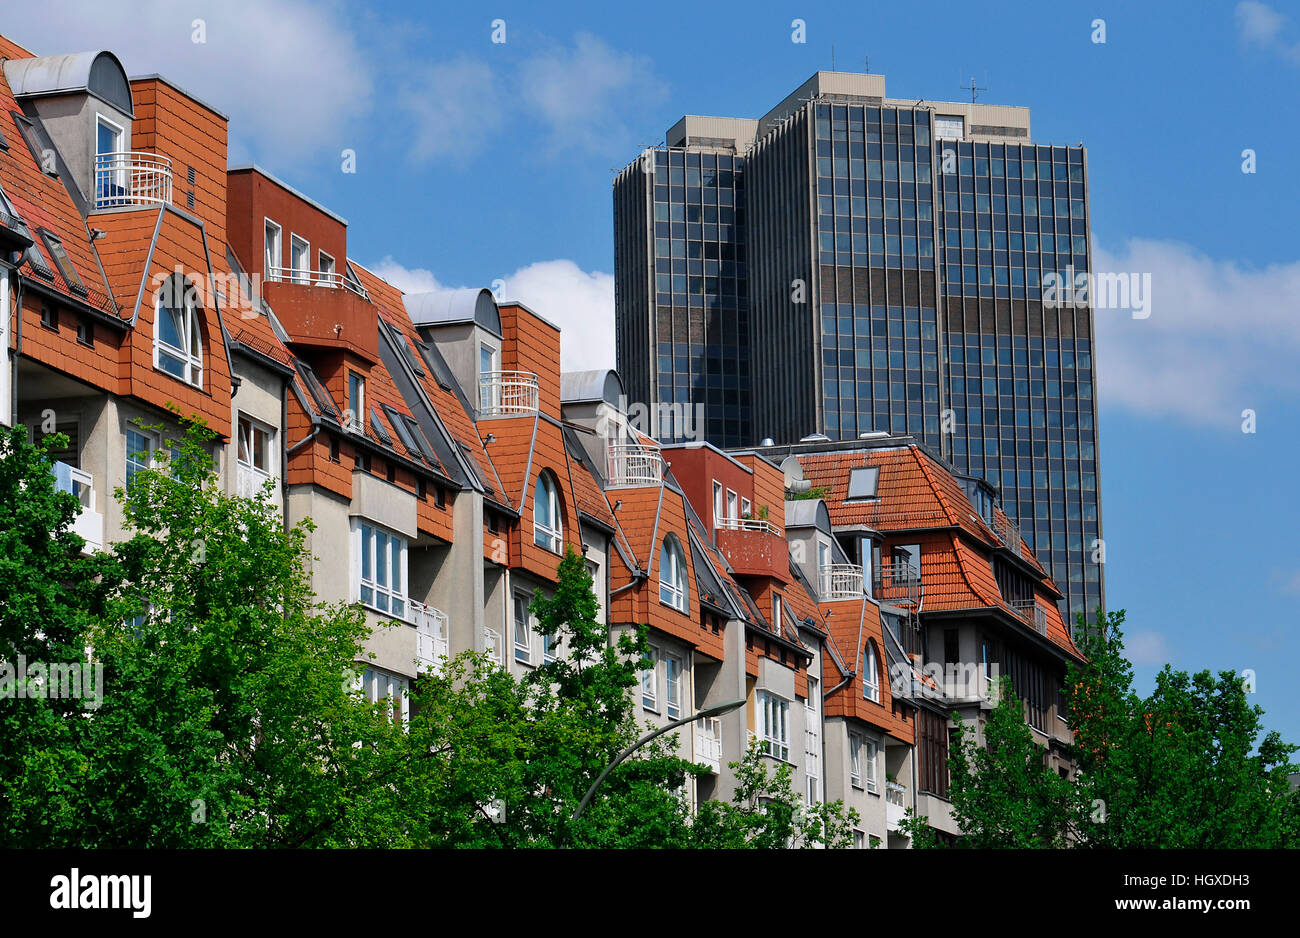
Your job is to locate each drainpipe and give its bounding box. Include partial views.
[280,380,290,531]
[10,270,22,427]
[608,570,647,597]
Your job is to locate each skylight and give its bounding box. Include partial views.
[847,466,880,499]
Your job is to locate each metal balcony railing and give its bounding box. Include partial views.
[992,513,1023,557]
[265,265,370,299]
[820,563,865,600]
[94,151,172,209]
[410,600,450,673]
[873,560,921,607]
[716,516,781,536]
[483,627,503,666]
[479,371,539,417]
[606,443,663,486]
[885,780,907,806]
[694,717,721,773]
[1009,598,1048,636]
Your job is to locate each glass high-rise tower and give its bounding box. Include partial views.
[614,73,1103,622]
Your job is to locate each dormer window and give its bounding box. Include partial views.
[154,275,203,387]
[533,472,563,553]
[658,534,688,613]
[39,230,87,296]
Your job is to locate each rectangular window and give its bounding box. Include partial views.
[355,520,407,620]
[318,250,336,285]
[513,592,532,664]
[772,593,783,634]
[347,372,365,431]
[357,666,410,725]
[40,302,57,330]
[757,691,790,762]
[237,414,273,473]
[641,646,659,711]
[76,318,93,347]
[665,654,682,719]
[38,230,86,296]
[740,497,752,518]
[264,219,281,276]
[712,481,723,528]
[289,234,309,283]
[863,737,878,794]
[847,466,880,499]
[726,489,738,520]
[125,428,152,492]
[849,733,863,788]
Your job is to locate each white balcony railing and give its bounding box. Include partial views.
[694,716,722,773]
[235,463,277,500]
[716,516,781,536]
[52,462,103,552]
[479,371,539,417]
[410,600,450,674]
[94,151,172,209]
[819,563,865,600]
[1010,598,1048,636]
[606,443,664,486]
[885,780,907,831]
[265,265,370,299]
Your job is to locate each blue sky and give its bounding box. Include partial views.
[9,0,1299,744]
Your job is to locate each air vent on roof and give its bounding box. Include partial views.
[858,431,889,439]
[187,166,196,185]
[799,433,831,443]
[760,437,775,447]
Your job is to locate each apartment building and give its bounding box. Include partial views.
[0,34,1080,846]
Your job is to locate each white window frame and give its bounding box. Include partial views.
[236,413,275,475]
[95,114,125,193]
[641,645,659,712]
[356,666,410,724]
[863,640,881,702]
[347,371,366,432]
[125,427,156,491]
[658,535,688,613]
[479,343,500,411]
[153,278,203,388]
[318,249,336,286]
[665,653,683,720]
[757,691,790,762]
[533,473,563,553]
[863,737,879,794]
[264,218,281,276]
[726,488,738,521]
[849,733,863,788]
[289,233,310,283]
[772,593,783,633]
[741,496,751,518]
[712,480,723,529]
[353,519,408,620]
[513,591,532,665]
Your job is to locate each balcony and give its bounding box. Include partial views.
[992,513,1023,557]
[693,716,721,773]
[1009,598,1048,636]
[410,600,450,674]
[52,462,102,553]
[819,563,865,600]
[483,627,503,666]
[606,443,663,487]
[93,151,172,209]
[266,266,369,300]
[885,780,907,831]
[479,371,539,417]
[262,274,378,362]
[873,560,921,607]
[236,463,276,500]
[717,518,789,582]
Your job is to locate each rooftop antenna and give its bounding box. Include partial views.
[960,75,987,104]
[832,45,836,71]
[864,55,870,73]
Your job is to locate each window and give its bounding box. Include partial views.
[289,234,309,283]
[76,318,93,347]
[125,428,153,492]
[154,275,203,387]
[40,302,56,330]
[726,488,738,520]
[264,219,281,275]
[513,592,532,664]
[665,654,682,719]
[237,415,273,474]
[94,115,123,197]
[757,691,790,761]
[14,112,56,177]
[39,230,86,296]
[658,534,688,612]
[853,830,866,850]
[772,593,783,634]
[847,466,880,499]
[935,115,965,140]
[356,666,410,725]
[893,543,921,581]
[918,708,951,798]
[542,624,557,663]
[368,407,393,446]
[347,371,365,431]
[863,737,879,793]
[849,732,877,790]
[479,343,499,410]
[641,646,659,711]
[849,734,862,787]
[741,497,751,518]
[533,472,563,552]
[354,520,407,619]
[712,480,723,528]
[805,677,820,806]
[318,250,336,285]
[863,640,881,702]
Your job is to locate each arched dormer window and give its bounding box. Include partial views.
[154,274,203,387]
[863,640,881,702]
[533,472,563,553]
[659,533,688,613]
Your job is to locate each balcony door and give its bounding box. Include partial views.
[96,116,126,204]
[479,343,499,412]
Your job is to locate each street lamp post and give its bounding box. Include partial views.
[570,697,747,823]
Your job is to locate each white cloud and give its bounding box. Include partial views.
[517,33,668,156]
[1,0,374,160]
[368,257,615,374]
[1126,630,1171,667]
[1093,239,1300,426]
[1235,2,1300,64]
[400,58,506,162]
